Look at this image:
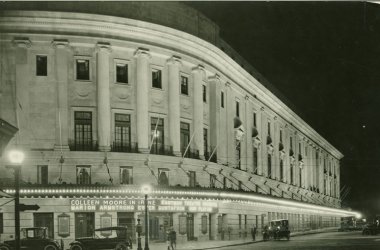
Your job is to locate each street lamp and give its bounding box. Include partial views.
[9,149,24,250]
[141,185,151,250]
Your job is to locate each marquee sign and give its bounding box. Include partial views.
[70,198,218,213]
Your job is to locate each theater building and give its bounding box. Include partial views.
[0,2,359,246]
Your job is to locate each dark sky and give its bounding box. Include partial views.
[189,1,380,217]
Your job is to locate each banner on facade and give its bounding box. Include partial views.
[70,198,218,213]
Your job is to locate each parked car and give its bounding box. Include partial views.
[69,226,130,250]
[0,227,62,250]
[268,219,290,240]
[362,223,380,235]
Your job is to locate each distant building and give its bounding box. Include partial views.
[0,2,357,245]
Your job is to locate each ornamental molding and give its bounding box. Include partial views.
[51,39,70,49]
[167,55,182,66]
[134,47,151,58]
[13,37,32,48]
[208,73,220,82]
[96,42,112,53]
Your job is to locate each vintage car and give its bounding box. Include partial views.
[69,226,130,250]
[362,223,380,235]
[0,227,62,250]
[264,219,290,240]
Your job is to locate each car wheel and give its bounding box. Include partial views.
[115,243,128,250]
[0,244,11,250]
[44,244,59,250]
[70,244,84,250]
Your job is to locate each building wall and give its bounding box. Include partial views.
[0,9,346,245]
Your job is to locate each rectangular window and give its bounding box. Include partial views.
[280,130,283,143]
[290,164,294,184]
[34,213,54,239]
[203,128,208,158]
[76,59,90,80]
[180,122,190,156]
[223,177,227,189]
[210,174,216,188]
[37,165,48,185]
[203,85,207,102]
[150,117,164,154]
[221,91,224,108]
[152,69,162,89]
[74,111,93,150]
[158,168,169,186]
[253,147,258,174]
[280,160,284,181]
[189,171,196,187]
[180,75,189,95]
[253,112,257,127]
[0,213,3,234]
[116,63,128,84]
[114,113,131,151]
[76,165,91,184]
[236,101,240,117]
[236,140,241,169]
[299,169,302,187]
[238,214,242,229]
[120,166,133,184]
[290,137,293,150]
[267,154,272,178]
[267,121,271,136]
[36,55,47,76]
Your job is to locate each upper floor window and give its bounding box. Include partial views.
[290,137,293,150]
[181,76,189,95]
[76,59,90,80]
[280,130,283,143]
[116,63,128,84]
[189,171,196,187]
[37,165,48,185]
[236,101,240,117]
[76,165,91,184]
[74,111,93,150]
[267,154,272,178]
[180,122,190,155]
[114,114,131,146]
[152,69,162,89]
[151,117,164,154]
[221,91,224,108]
[253,147,258,174]
[203,85,207,102]
[253,112,257,127]
[36,55,47,76]
[267,121,271,136]
[120,166,133,184]
[158,168,169,186]
[203,128,208,158]
[210,174,216,188]
[223,177,227,189]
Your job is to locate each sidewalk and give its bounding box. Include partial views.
[147,238,260,250]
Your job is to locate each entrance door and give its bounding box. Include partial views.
[75,213,95,238]
[187,213,194,240]
[209,214,212,240]
[118,212,135,241]
[34,213,54,239]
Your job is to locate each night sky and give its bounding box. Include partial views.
[188,1,380,217]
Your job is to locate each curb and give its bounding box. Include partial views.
[191,240,263,250]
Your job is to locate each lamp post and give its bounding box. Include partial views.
[136,219,142,250]
[141,185,151,250]
[9,150,25,250]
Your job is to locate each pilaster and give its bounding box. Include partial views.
[208,74,221,163]
[167,56,182,156]
[134,48,151,153]
[96,42,112,151]
[192,65,205,159]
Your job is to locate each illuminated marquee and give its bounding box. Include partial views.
[70,198,218,213]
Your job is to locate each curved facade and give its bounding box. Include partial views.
[0,4,357,246]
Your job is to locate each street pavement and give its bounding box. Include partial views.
[147,231,380,250]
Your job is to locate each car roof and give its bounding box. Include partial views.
[270,219,288,222]
[22,227,47,230]
[94,226,127,231]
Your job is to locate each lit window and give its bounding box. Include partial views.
[76,166,91,184]
[151,117,164,154]
[73,111,93,151]
[114,114,131,151]
[76,59,90,80]
[120,166,133,184]
[152,69,162,89]
[36,55,47,76]
[180,76,188,95]
[116,63,128,84]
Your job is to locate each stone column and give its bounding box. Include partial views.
[336,160,340,199]
[167,56,181,156]
[226,82,235,166]
[52,39,70,151]
[209,74,221,162]
[192,65,205,158]
[96,42,112,151]
[13,38,32,148]
[244,95,252,172]
[135,48,151,153]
